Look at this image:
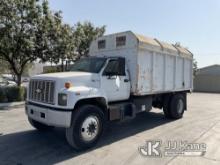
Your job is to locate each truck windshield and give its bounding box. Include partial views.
[70,58,106,73]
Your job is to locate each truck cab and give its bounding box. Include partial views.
[26,56,134,150]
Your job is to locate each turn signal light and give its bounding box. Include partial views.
[65,82,72,89]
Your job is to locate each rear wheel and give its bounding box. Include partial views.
[170,94,185,119]
[28,118,54,131]
[65,105,105,150]
[163,94,185,119]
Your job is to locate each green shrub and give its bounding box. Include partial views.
[0,86,26,103]
[0,87,8,103]
[6,86,26,102]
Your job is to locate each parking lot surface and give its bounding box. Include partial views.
[1,93,220,165]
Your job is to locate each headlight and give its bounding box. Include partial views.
[58,93,68,106]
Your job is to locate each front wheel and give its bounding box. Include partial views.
[65,105,105,150]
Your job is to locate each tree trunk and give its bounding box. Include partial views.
[61,59,64,72]
[16,74,22,87]
[65,60,68,71]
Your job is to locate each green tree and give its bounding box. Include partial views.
[49,12,75,71]
[0,0,106,83]
[0,0,75,84]
[73,22,105,60]
[0,0,52,86]
[193,58,198,77]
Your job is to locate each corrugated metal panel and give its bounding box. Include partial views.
[197,65,220,76]
[194,75,220,93]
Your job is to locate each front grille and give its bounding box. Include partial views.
[29,80,55,104]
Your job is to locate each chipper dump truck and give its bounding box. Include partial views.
[26,31,193,150]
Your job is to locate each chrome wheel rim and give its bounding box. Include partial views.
[81,116,100,142]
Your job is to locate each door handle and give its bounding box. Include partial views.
[124,79,129,82]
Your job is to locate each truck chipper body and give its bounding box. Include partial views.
[26,31,193,150]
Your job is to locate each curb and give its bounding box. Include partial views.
[0,101,25,109]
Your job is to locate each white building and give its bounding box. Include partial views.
[28,63,46,77]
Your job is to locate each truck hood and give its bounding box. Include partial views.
[32,72,100,88]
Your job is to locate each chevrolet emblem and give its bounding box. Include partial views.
[35,89,42,93]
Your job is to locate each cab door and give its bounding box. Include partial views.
[101,58,130,102]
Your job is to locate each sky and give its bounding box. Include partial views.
[49,0,220,68]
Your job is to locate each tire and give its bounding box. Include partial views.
[66,105,105,150]
[28,118,54,131]
[169,94,185,119]
[163,95,172,119]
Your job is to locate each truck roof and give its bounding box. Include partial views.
[131,31,193,58]
[91,31,193,59]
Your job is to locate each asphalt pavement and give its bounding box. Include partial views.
[0,93,220,165]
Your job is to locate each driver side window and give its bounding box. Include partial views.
[103,60,119,76]
[103,58,126,76]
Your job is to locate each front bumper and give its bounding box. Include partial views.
[25,102,72,128]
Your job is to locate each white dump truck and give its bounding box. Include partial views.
[26,31,193,150]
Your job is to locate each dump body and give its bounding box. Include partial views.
[89,31,193,96]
